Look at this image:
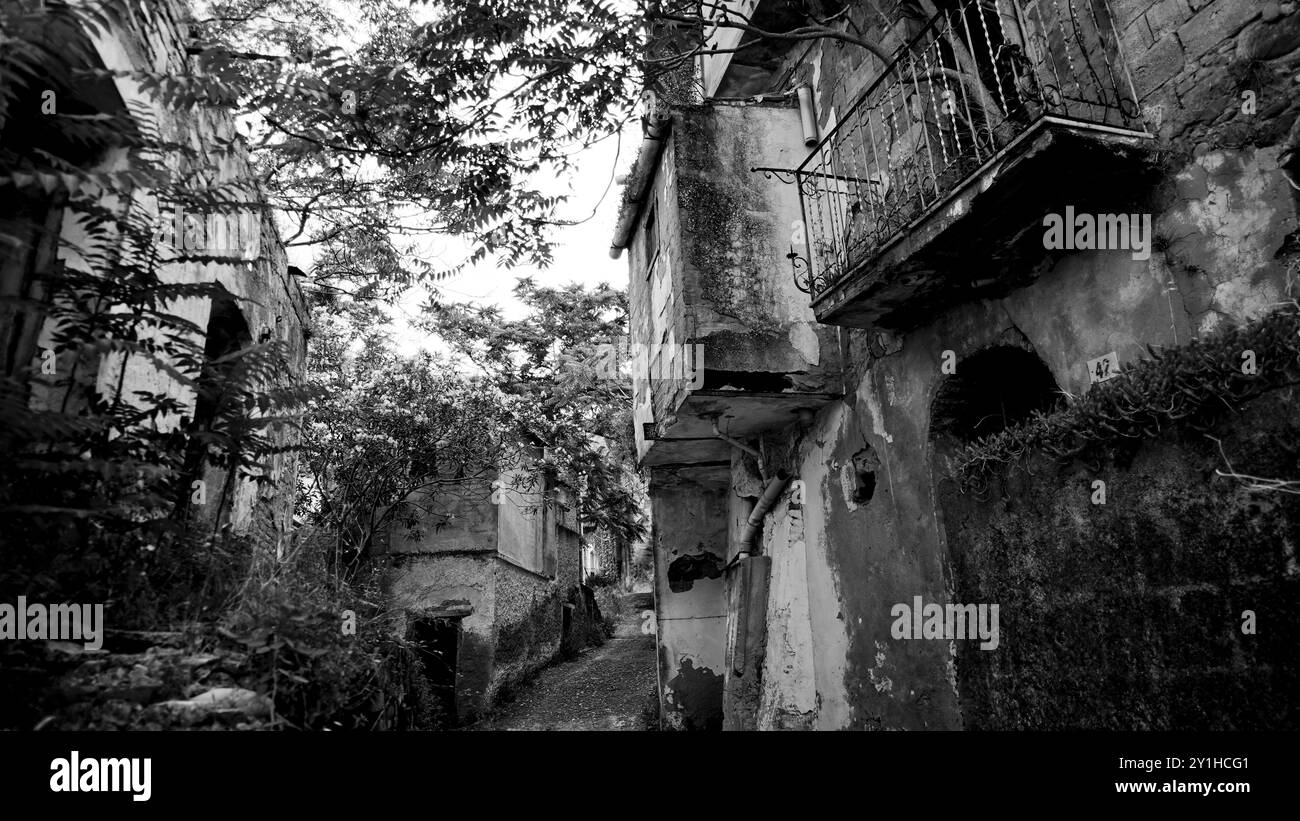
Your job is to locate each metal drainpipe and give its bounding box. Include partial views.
[797,85,819,147]
[738,470,792,556]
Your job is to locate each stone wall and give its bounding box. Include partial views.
[940,386,1300,729]
[385,552,496,721]
[489,558,565,705]
[24,0,308,546]
[591,528,620,582]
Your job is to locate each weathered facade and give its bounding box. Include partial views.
[378,459,600,725]
[0,0,307,548]
[617,0,1300,730]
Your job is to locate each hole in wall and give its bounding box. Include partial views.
[851,446,880,502]
[666,550,724,593]
[930,345,1063,444]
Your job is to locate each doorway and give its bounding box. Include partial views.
[409,617,460,728]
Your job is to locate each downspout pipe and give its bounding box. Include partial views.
[608,111,673,259]
[796,85,819,147]
[739,470,792,554]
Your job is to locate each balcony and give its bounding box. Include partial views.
[614,103,842,467]
[789,0,1154,331]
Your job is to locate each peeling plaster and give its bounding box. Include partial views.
[868,642,894,694]
[1162,148,1290,330]
[788,322,821,366]
[796,405,852,728]
[758,499,818,726]
[859,372,894,445]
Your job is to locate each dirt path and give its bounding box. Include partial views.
[473,593,657,731]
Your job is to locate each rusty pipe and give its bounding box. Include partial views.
[739,470,791,552]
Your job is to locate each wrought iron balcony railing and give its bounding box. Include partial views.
[786,0,1145,298]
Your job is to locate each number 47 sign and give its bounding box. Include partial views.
[1087,351,1120,384]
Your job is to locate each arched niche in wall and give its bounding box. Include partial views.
[173,285,252,524]
[925,341,1064,723]
[929,344,1063,450]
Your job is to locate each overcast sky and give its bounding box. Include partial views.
[379,118,638,355]
[264,0,643,356]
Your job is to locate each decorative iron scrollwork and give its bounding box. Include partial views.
[778,0,1147,305]
[750,166,798,185]
[788,246,813,294]
[1041,84,1064,110]
[1118,96,1141,123]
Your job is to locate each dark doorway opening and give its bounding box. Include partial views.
[561,602,573,644]
[930,345,1062,444]
[927,344,1063,726]
[174,287,252,521]
[410,617,460,728]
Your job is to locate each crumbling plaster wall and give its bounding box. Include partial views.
[385,553,496,721]
[765,195,1297,728]
[628,103,845,459]
[651,464,729,730]
[497,470,547,573]
[385,479,499,555]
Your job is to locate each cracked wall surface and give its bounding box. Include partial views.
[650,465,729,730]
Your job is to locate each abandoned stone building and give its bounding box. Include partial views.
[614,0,1300,730]
[377,455,605,725]
[0,0,307,547]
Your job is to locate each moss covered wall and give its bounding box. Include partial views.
[490,560,563,703]
[938,386,1300,729]
[673,103,840,385]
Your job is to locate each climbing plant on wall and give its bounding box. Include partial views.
[947,307,1300,492]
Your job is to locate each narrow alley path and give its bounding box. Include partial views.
[473,593,657,731]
